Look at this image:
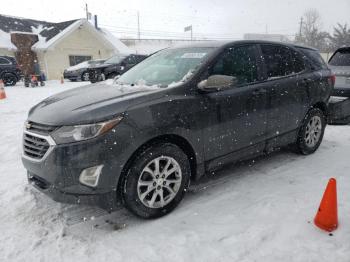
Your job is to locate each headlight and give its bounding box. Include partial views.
[51,116,123,144]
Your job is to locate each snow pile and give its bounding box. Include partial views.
[0,81,350,261]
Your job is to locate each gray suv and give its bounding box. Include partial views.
[328,47,350,96]
[22,41,333,219]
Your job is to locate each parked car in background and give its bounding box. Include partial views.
[63,59,105,82]
[0,56,22,86]
[22,41,333,219]
[88,54,147,83]
[328,47,350,97]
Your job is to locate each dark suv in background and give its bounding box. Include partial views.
[22,41,333,219]
[0,56,22,86]
[88,54,147,83]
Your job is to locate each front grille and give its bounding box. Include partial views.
[23,133,50,160]
[26,121,57,135]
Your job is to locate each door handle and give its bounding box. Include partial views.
[252,89,267,96]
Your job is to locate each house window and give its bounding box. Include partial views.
[69,55,92,66]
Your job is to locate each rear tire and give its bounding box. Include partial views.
[294,108,326,155]
[122,143,191,219]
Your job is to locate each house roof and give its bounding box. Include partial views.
[0,14,78,43]
[0,14,131,54]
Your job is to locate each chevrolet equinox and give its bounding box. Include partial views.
[22,41,334,218]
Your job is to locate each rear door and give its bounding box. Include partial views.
[259,44,309,139]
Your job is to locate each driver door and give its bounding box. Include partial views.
[200,44,268,164]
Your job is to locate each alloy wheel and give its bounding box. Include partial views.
[304,115,322,148]
[82,72,90,81]
[137,156,182,209]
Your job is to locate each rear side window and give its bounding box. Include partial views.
[297,48,328,69]
[0,57,10,65]
[261,45,298,79]
[329,49,350,66]
[210,45,258,85]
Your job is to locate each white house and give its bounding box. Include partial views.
[0,14,131,79]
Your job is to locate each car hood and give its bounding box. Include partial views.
[28,82,163,126]
[89,63,112,70]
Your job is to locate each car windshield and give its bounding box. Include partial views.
[105,55,127,64]
[329,50,350,66]
[89,60,105,66]
[116,47,214,87]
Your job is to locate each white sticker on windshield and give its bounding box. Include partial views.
[181,53,207,59]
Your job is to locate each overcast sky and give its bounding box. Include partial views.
[1,0,350,40]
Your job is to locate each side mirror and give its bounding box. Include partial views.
[198,75,238,92]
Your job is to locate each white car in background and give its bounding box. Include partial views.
[63,59,105,82]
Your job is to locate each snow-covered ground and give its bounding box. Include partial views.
[1,80,350,262]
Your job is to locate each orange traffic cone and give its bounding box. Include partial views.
[314,178,338,232]
[0,80,6,100]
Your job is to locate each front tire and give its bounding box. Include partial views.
[122,143,191,219]
[2,73,17,86]
[81,71,90,81]
[295,108,326,155]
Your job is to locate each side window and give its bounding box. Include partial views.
[261,45,295,79]
[0,57,10,65]
[210,45,258,85]
[291,51,305,73]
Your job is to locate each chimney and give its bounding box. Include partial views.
[94,15,98,30]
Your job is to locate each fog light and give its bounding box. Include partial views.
[79,165,104,187]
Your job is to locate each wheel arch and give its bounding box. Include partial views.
[312,101,328,117]
[1,71,18,85]
[117,134,198,200]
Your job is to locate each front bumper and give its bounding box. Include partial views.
[27,172,117,210]
[21,129,132,211]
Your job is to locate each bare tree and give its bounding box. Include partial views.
[329,23,350,50]
[295,9,330,51]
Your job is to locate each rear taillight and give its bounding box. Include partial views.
[330,74,336,86]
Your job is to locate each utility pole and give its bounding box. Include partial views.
[85,3,89,20]
[299,17,303,37]
[137,11,141,40]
